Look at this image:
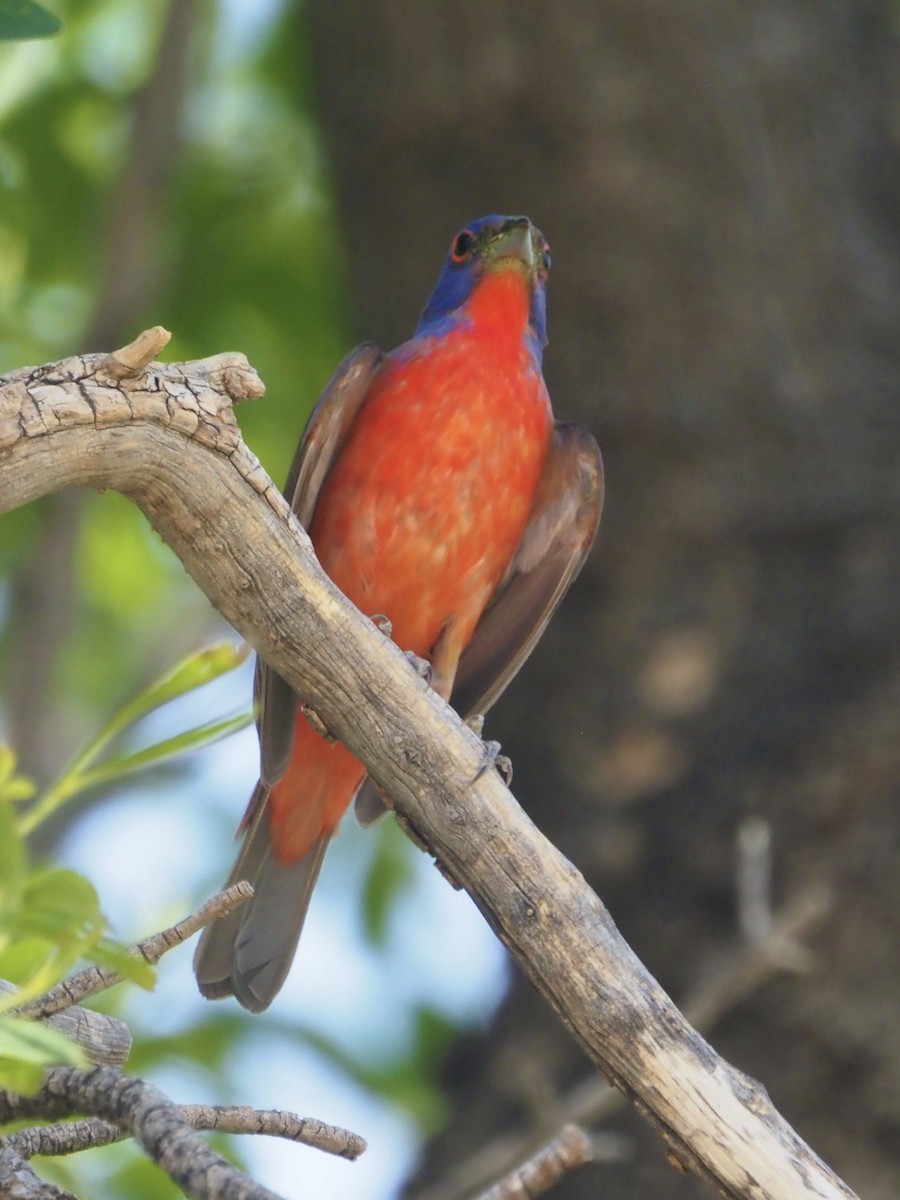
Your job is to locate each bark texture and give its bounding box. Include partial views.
[305,3,900,1196]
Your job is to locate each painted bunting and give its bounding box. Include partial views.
[194,215,603,1011]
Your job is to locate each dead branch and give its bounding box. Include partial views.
[472,1125,593,1200]
[3,884,253,1078]
[1,885,364,1196]
[0,1137,78,1200]
[0,332,858,1200]
[5,1104,365,1161]
[1,1067,285,1200]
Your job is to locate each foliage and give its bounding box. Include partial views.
[0,0,350,723]
[0,643,250,1092]
[0,0,61,42]
[17,641,252,836]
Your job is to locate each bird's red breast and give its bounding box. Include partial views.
[268,267,553,863]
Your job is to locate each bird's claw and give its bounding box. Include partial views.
[469,722,513,786]
[405,650,434,685]
[372,612,393,637]
[301,702,336,744]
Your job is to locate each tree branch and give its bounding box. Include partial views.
[2,1067,289,1200]
[1,883,365,1196]
[418,881,831,1200]
[472,1125,593,1200]
[0,1137,79,1200]
[5,1103,365,1162]
[0,332,858,1200]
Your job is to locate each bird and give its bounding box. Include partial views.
[193,215,603,1011]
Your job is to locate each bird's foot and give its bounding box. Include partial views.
[301,702,336,744]
[405,650,434,685]
[371,612,393,637]
[466,715,513,785]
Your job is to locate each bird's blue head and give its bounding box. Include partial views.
[416,215,551,359]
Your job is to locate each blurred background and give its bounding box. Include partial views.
[2,1,900,1197]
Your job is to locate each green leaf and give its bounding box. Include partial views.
[1,777,37,803]
[0,0,62,40]
[19,868,103,943]
[121,642,251,721]
[89,938,156,990]
[0,1017,84,1094]
[0,744,35,804]
[0,937,55,989]
[74,709,254,793]
[68,640,251,778]
[18,643,251,835]
[0,744,16,789]
[0,801,26,913]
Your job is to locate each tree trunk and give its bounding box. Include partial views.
[306,3,900,1196]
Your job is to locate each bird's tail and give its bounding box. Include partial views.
[193,782,328,1013]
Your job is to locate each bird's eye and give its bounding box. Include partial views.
[450,229,476,263]
[541,244,552,273]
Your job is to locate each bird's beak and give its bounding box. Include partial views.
[486,218,535,273]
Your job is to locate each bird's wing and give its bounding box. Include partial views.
[450,421,603,719]
[256,342,383,785]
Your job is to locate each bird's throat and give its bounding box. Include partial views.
[463,267,533,351]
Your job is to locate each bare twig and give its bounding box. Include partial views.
[0,335,858,1200]
[177,1107,366,1159]
[6,1105,365,1161]
[15,883,253,1022]
[100,326,171,379]
[736,817,775,942]
[0,1137,78,1200]
[1,1067,298,1200]
[473,1125,593,1200]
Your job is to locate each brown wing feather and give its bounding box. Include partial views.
[257,343,383,785]
[450,422,603,720]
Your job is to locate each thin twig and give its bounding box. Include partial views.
[1,1068,282,1200]
[6,1105,365,1161]
[100,326,171,378]
[14,884,253,1021]
[473,1125,593,1200]
[736,816,774,942]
